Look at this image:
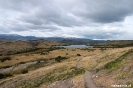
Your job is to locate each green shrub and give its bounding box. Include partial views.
[21,69,28,74]
[104,59,121,73]
[77,54,81,56]
[96,68,100,73]
[55,56,68,62]
[0,57,11,62]
[0,73,12,79]
[18,62,26,64]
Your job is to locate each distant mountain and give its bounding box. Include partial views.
[0,34,107,44]
[0,34,37,40]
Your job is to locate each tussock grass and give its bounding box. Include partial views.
[104,49,133,73]
[55,56,68,62]
[114,72,130,79]
[0,57,11,62]
[15,66,85,88]
[0,56,69,80]
[0,73,12,79]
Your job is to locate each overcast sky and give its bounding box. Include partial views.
[0,0,133,40]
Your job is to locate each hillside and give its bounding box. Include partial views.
[92,40,133,48]
[0,39,133,88]
[0,39,62,55]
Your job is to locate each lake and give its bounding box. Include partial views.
[53,45,93,49]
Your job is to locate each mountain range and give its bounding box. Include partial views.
[0,34,106,44]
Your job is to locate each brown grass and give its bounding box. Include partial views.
[0,41,133,88]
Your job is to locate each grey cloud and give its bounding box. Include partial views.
[0,0,133,39]
[75,0,133,23]
[28,25,60,31]
[0,0,40,12]
[19,5,82,27]
[83,30,124,39]
[0,18,59,33]
[1,1,133,22]
[1,0,133,28]
[20,17,44,26]
[9,22,60,32]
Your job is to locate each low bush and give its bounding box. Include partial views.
[0,57,11,62]
[21,69,28,74]
[18,62,26,64]
[0,73,12,79]
[77,54,81,56]
[55,56,68,62]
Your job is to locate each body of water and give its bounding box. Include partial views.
[53,45,93,49]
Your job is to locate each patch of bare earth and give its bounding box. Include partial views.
[43,75,85,88]
[0,62,66,88]
[84,70,97,88]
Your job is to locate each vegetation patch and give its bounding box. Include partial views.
[14,48,41,54]
[114,72,130,79]
[93,43,133,48]
[15,66,85,88]
[55,56,68,62]
[21,69,28,74]
[0,56,67,79]
[77,54,81,56]
[104,49,133,73]
[81,48,96,52]
[0,73,12,79]
[27,60,52,71]
[0,56,11,62]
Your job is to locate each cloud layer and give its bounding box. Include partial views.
[0,0,133,39]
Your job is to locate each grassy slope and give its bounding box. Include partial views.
[93,48,133,88]
[0,39,133,88]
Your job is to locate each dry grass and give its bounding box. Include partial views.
[0,40,133,88]
[0,48,95,68]
[45,75,85,88]
[92,47,133,88]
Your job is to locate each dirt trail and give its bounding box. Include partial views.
[46,47,132,88]
[45,56,84,88]
[76,56,83,68]
[84,70,97,88]
[76,56,97,88]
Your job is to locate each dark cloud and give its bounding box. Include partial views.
[72,0,133,23]
[0,0,133,39]
[58,26,126,39]
[82,29,124,39]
